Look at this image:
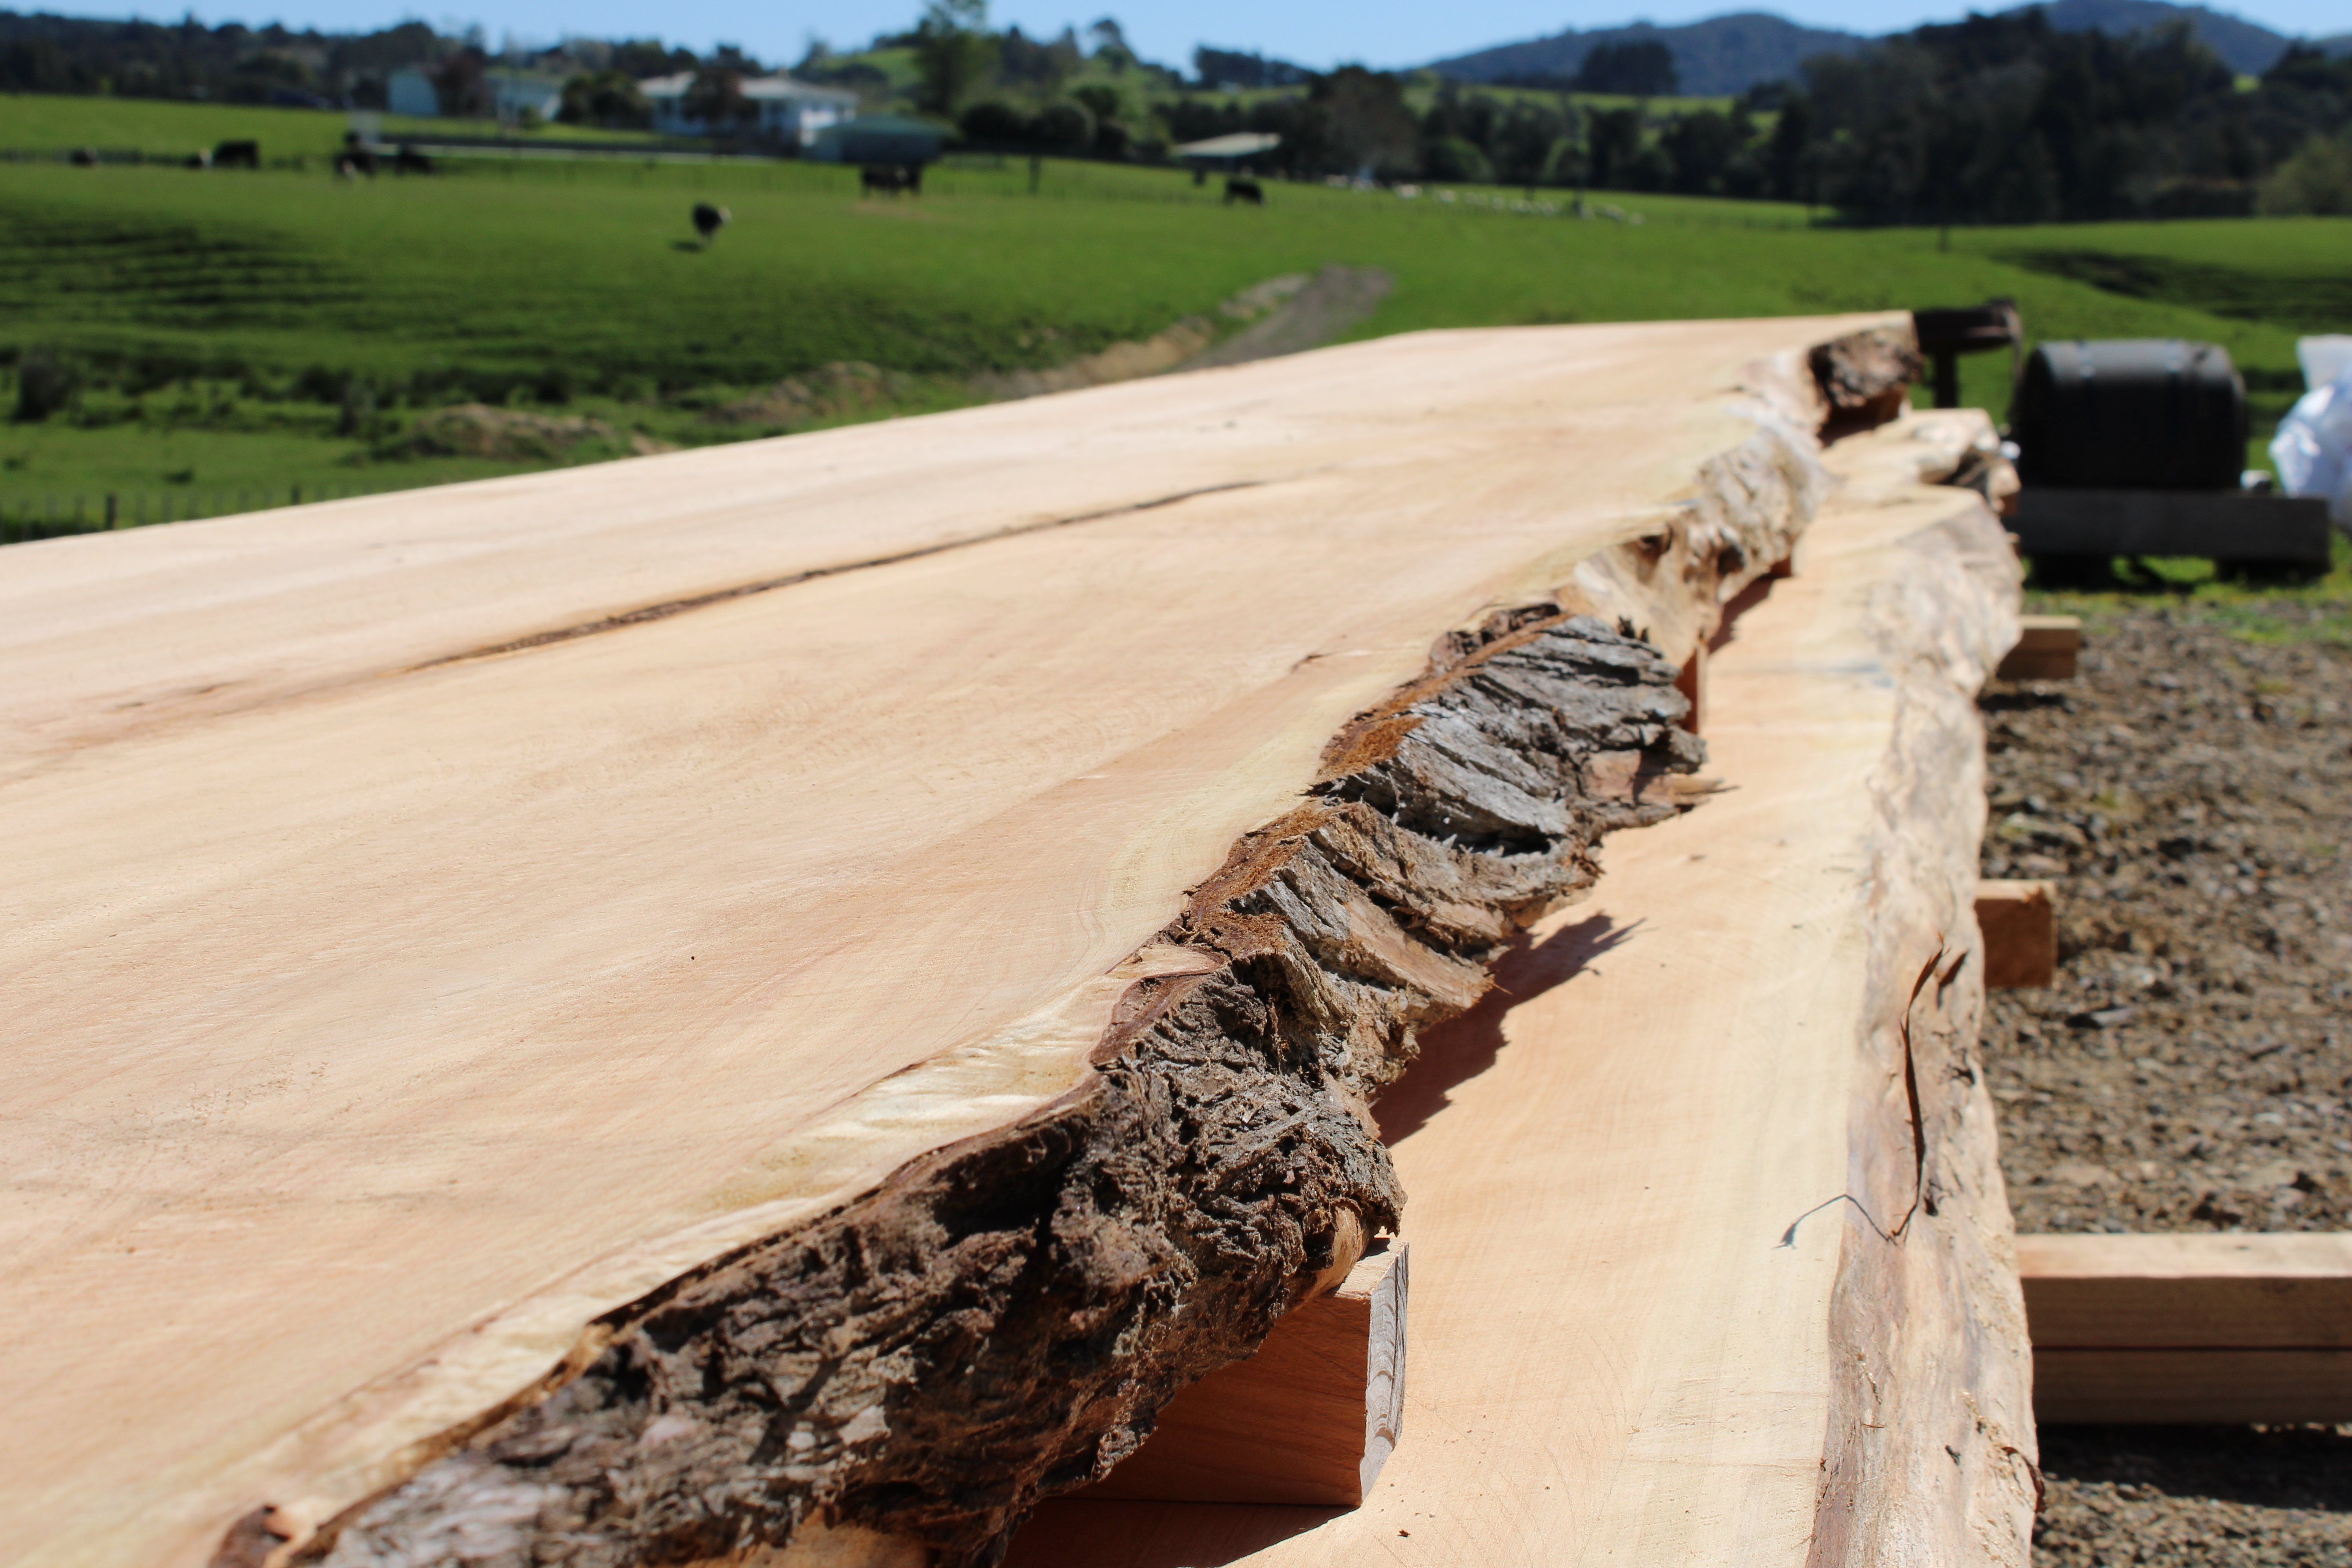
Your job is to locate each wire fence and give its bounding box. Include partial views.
[1,482,397,544]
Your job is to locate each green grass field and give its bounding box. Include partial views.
[0,91,668,161]
[1,109,2345,536]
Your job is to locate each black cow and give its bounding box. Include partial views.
[392,143,435,176]
[1224,176,1264,206]
[336,133,379,179]
[692,202,731,245]
[860,163,923,196]
[213,140,260,170]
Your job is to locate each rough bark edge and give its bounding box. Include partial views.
[1804,501,2039,1568]
[219,329,1917,1568]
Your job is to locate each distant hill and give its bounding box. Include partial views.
[1427,1,2309,95]
[2032,0,2290,71]
[1428,13,1860,95]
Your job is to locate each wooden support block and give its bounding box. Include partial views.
[2020,1234,2352,1424]
[2031,1350,2352,1425]
[1994,614,2081,681]
[1976,878,2055,988]
[1075,1240,1406,1507]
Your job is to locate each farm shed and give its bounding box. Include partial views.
[806,113,947,166]
[0,318,2035,1568]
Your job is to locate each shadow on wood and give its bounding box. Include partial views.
[1072,1241,1407,1508]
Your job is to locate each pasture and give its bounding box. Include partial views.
[0,92,661,160]
[0,132,2344,533]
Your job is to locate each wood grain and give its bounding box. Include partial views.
[0,318,1913,1568]
[1007,408,2034,1568]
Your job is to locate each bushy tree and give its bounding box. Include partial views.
[558,69,650,129]
[958,99,1028,143]
[1791,11,2263,223]
[430,48,487,117]
[1029,99,1094,150]
[1312,66,1416,178]
[2259,129,2352,213]
[683,67,754,129]
[1421,135,1493,183]
[1584,107,1643,188]
[914,0,995,116]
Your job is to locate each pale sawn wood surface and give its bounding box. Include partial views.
[2020,1232,2352,1347]
[1008,410,2036,1568]
[0,317,1892,1568]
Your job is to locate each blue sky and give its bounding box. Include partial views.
[41,0,2347,71]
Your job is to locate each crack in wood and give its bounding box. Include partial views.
[404,480,1270,673]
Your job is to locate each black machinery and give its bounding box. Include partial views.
[1909,308,2331,570]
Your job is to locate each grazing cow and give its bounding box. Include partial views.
[392,143,435,176]
[213,140,260,170]
[1224,176,1264,206]
[337,133,378,179]
[860,163,923,196]
[692,202,731,246]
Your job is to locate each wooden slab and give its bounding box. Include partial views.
[1074,1240,1406,1506]
[1009,409,2036,1568]
[0,318,1906,1568]
[1977,879,2057,989]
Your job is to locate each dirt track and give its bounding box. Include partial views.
[1976,598,2352,1564]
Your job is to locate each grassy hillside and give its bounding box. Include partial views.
[0,92,662,160]
[1,140,2343,533]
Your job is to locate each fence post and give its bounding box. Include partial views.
[106,493,118,528]
[292,484,303,506]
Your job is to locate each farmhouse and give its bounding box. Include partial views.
[635,73,860,144]
[385,65,564,122]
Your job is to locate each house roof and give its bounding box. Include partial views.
[637,73,860,105]
[1172,132,1283,159]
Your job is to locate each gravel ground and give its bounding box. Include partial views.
[1974,596,2352,1565]
[1980,606,2352,1234]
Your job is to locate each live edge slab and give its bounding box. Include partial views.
[0,318,2026,1568]
[1011,402,2036,1568]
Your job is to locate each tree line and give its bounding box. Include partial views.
[5,1,2346,219]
